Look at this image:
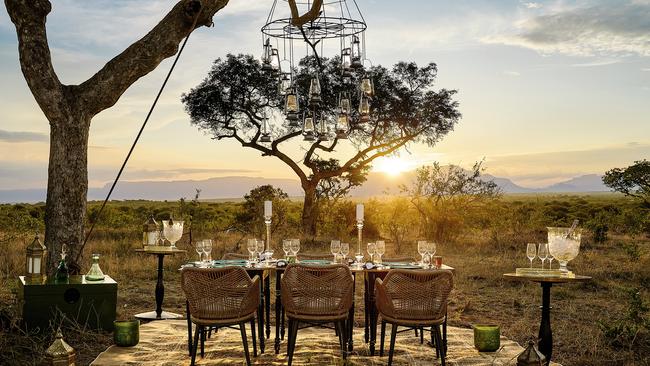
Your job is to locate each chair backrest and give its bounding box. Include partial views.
[181,266,258,321]
[222,252,249,260]
[281,264,353,317]
[378,269,453,321]
[382,256,413,263]
[297,253,331,261]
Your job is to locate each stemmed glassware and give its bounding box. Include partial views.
[538,243,548,269]
[290,239,300,260]
[256,239,265,262]
[526,243,537,269]
[548,250,554,269]
[367,242,376,264]
[417,240,427,266]
[331,240,341,263]
[428,241,436,261]
[375,241,385,264]
[340,242,350,263]
[195,240,205,263]
[247,239,257,262]
[283,239,292,259]
[162,219,183,250]
[202,239,213,262]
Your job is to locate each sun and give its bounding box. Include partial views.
[374,156,410,176]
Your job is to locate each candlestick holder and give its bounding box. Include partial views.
[356,221,363,261]
[264,217,272,253]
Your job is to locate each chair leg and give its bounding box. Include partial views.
[240,322,252,366]
[335,320,344,354]
[420,326,424,344]
[388,323,398,366]
[200,326,205,358]
[251,318,257,357]
[287,318,299,366]
[338,320,348,360]
[190,325,200,366]
[380,320,386,357]
[434,325,445,366]
[414,327,419,338]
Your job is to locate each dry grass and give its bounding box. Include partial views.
[2,231,649,366]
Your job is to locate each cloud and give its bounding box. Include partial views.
[485,1,650,57]
[522,2,542,10]
[503,70,521,77]
[120,168,258,181]
[0,129,48,143]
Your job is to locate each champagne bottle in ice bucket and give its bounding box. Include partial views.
[547,220,581,273]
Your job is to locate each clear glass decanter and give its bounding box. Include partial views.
[85,253,105,281]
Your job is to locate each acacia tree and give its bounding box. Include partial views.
[5,0,230,272]
[603,160,650,208]
[183,54,461,236]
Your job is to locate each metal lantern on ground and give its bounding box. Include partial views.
[45,328,76,366]
[517,340,546,366]
[142,215,159,247]
[25,234,47,281]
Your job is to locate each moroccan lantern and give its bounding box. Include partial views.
[142,215,159,247]
[45,328,76,366]
[25,234,47,281]
[516,340,546,366]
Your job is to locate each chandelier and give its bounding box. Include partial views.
[259,0,374,143]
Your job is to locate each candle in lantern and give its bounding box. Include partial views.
[264,200,272,219]
[356,203,364,222]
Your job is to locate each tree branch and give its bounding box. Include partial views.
[79,0,230,116]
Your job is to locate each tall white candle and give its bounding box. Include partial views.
[356,203,364,222]
[264,200,272,218]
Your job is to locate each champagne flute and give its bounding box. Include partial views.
[417,240,427,266]
[247,239,257,262]
[526,243,537,269]
[375,241,385,264]
[202,239,213,262]
[538,243,548,269]
[330,240,341,263]
[283,239,291,259]
[340,242,350,263]
[367,242,376,264]
[290,239,300,259]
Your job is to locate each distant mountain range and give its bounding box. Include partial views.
[0,172,610,203]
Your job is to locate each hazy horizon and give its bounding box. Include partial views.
[1,0,648,191]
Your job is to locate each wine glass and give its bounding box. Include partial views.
[330,240,341,263]
[526,243,537,269]
[428,242,437,257]
[538,243,548,269]
[256,239,265,262]
[417,241,427,266]
[247,239,257,262]
[195,241,205,263]
[548,250,555,269]
[283,239,292,259]
[340,242,350,263]
[375,241,385,264]
[367,242,376,264]
[202,239,213,262]
[290,239,300,259]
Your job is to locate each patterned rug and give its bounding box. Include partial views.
[92,320,559,365]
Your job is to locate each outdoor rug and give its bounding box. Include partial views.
[92,320,560,365]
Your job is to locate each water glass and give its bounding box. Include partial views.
[195,241,205,262]
[375,241,385,264]
[331,240,341,263]
[340,242,350,262]
[526,243,537,268]
[538,243,548,269]
[290,239,300,259]
[428,242,437,257]
[247,239,257,262]
[417,240,427,266]
[367,242,376,263]
[202,239,212,262]
[283,239,292,259]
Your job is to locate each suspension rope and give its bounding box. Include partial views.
[76,8,203,263]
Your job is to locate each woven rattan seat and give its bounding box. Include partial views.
[376,269,454,366]
[181,267,260,366]
[281,264,353,366]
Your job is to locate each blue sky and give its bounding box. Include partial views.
[0,0,648,190]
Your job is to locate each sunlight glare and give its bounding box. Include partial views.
[374,156,410,176]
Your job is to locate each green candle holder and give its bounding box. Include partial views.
[114,320,139,347]
[473,324,500,352]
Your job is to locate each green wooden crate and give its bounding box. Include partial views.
[18,275,117,332]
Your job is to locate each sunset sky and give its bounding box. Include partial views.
[0,0,648,190]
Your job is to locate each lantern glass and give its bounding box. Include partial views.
[270,48,281,73]
[285,92,298,113]
[341,48,352,72]
[337,113,349,132]
[303,117,314,133]
[279,73,292,94]
[143,216,160,246]
[351,35,363,67]
[339,94,351,114]
[309,75,321,98]
[359,94,370,115]
[361,75,374,97]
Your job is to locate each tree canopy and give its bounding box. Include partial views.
[604,160,650,207]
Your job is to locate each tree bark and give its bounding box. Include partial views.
[5,0,230,272]
[301,182,319,237]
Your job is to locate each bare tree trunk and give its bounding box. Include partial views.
[301,183,318,237]
[45,113,90,273]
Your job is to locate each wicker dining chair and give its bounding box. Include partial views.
[297,252,331,261]
[181,267,260,366]
[281,264,354,366]
[375,269,454,366]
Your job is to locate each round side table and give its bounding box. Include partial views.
[135,248,186,320]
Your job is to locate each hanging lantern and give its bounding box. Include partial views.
[359,94,370,122]
[142,215,159,247]
[45,328,76,366]
[270,48,281,74]
[516,340,546,366]
[336,113,349,139]
[303,116,316,141]
[309,74,322,105]
[261,38,273,72]
[318,116,330,141]
[25,234,47,282]
[360,74,374,97]
[341,47,353,81]
[351,35,363,69]
[279,72,292,94]
[339,93,351,115]
[260,110,272,143]
[285,87,300,126]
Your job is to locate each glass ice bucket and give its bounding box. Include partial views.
[547,227,581,273]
